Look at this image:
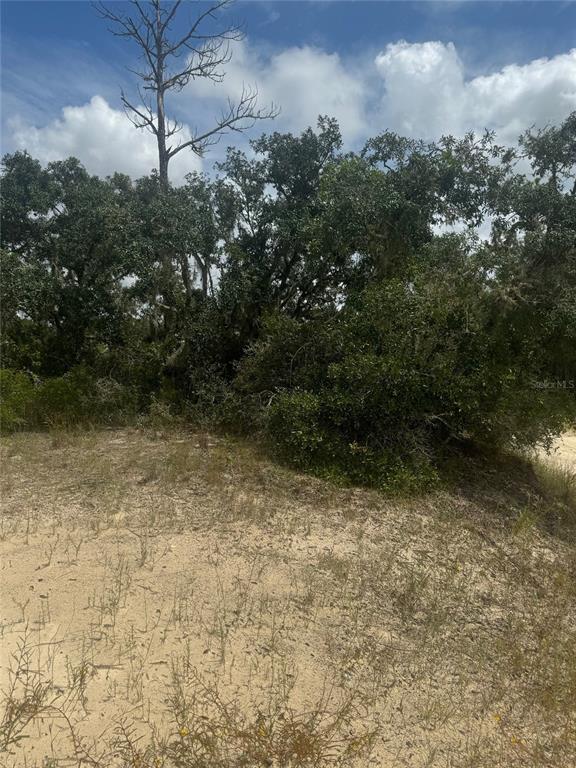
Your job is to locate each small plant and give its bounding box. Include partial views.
[40,535,60,568]
[65,658,93,714]
[534,459,576,506]
[143,397,179,432]
[533,458,576,537]
[512,507,539,536]
[128,526,158,568]
[0,631,56,751]
[161,660,377,767]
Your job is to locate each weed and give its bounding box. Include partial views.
[534,458,576,536]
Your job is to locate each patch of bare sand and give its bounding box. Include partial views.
[545,431,576,467]
[1,429,575,766]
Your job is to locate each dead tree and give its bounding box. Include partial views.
[95,0,278,187]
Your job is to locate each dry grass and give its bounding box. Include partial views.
[0,427,575,766]
[533,458,576,534]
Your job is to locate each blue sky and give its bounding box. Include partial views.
[2,1,576,181]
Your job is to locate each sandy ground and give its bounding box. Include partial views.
[1,429,575,767]
[545,431,576,467]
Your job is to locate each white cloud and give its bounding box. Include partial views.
[467,51,576,142]
[185,38,576,150]
[6,41,575,183]
[185,40,368,143]
[375,41,576,142]
[9,95,202,183]
[375,41,466,137]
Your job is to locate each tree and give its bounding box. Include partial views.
[215,117,345,336]
[3,114,575,477]
[0,153,140,373]
[132,170,233,316]
[490,113,576,381]
[95,0,278,187]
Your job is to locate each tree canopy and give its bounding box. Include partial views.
[2,113,575,487]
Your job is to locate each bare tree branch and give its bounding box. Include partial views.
[169,86,279,159]
[95,0,278,186]
[119,84,159,135]
[159,0,181,35]
[163,1,241,58]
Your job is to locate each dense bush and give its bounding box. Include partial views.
[0,367,138,431]
[0,369,37,431]
[238,235,576,488]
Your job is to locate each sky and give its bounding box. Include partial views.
[2,1,576,183]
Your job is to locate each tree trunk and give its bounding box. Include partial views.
[156,113,174,330]
[155,3,169,190]
[201,263,208,298]
[158,142,169,189]
[156,84,169,188]
[193,254,209,298]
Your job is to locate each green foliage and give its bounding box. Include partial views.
[267,389,438,492]
[1,113,575,491]
[240,232,575,489]
[0,368,137,432]
[0,369,37,432]
[35,368,137,428]
[268,389,326,466]
[1,154,143,375]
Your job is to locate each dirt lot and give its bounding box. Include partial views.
[1,428,575,767]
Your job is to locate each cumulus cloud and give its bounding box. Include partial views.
[375,41,466,137]
[375,41,576,142]
[186,38,576,149]
[185,40,368,143]
[6,40,576,183]
[467,50,576,142]
[9,95,202,182]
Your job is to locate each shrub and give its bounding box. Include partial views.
[140,395,179,430]
[34,367,96,426]
[0,367,138,431]
[268,390,328,467]
[238,238,576,490]
[0,369,37,432]
[267,388,438,492]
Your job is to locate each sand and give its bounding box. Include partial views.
[1,428,575,766]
